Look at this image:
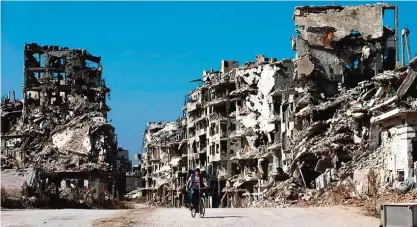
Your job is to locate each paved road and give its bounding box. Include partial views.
[1,206,379,227]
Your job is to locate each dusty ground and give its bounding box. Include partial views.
[1,205,379,227]
[1,209,123,227]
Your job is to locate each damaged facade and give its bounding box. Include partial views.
[1,43,127,206]
[139,119,188,205]
[140,55,297,207]
[139,3,417,208]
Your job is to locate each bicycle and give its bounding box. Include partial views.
[189,187,206,218]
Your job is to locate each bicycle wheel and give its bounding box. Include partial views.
[199,198,205,218]
[191,206,196,218]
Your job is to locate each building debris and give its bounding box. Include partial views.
[138,3,417,209]
[1,43,130,208]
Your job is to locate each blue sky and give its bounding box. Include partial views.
[2,1,417,162]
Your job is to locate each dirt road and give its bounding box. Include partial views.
[0,209,123,227]
[1,206,379,227]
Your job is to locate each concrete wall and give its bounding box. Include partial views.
[271,150,282,171]
[381,125,416,180]
[26,91,40,100]
[294,5,384,44]
[351,168,384,196]
[221,60,239,74]
[1,168,35,197]
[126,176,141,192]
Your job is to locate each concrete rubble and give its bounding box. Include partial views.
[138,3,417,210]
[1,43,131,208]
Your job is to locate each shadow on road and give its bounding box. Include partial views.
[203,216,243,219]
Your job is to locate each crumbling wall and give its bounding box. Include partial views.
[293,4,397,98]
[18,43,116,171]
[140,117,187,206]
[294,5,385,44]
[143,121,181,148]
[1,43,121,207]
[234,57,295,153]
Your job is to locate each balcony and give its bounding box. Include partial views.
[206,96,230,107]
[188,114,206,125]
[186,101,201,112]
[208,112,229,121]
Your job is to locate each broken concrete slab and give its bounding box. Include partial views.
[293,4,386,45]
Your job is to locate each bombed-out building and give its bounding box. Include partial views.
[137,3,417,208]
[1,43,126,206]
[138,55,297,207]
[139,118,188,205]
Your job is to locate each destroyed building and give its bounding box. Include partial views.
[1,91,23,163]
[1,43,126,206]
[139,55,296,207]
[256,3,417,208]
[138,3,417,208]
[139,118,188,204]
[287,4,400,180]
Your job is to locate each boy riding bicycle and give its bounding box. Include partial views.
[186,168,205,212]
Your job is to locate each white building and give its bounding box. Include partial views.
[370,108,417,182]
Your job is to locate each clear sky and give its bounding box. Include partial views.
[2,1,417,162]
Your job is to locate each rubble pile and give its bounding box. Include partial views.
[19,96,115,171]
[1,44,115,171]
[233,57,294,156]
[1,43,127,208]
[144,121,182,147]
[247,56,417,207]
[137,3,417,209]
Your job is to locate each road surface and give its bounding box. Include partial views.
[1,206,379,227]
[0,209,123,227]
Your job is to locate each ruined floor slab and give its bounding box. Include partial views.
[92,206,378,227]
